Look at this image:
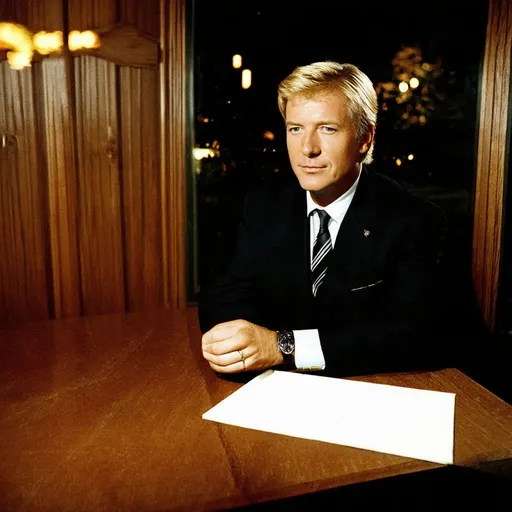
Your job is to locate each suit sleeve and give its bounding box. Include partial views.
[319,201,450,376]
[198,188,264,333]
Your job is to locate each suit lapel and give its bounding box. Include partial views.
[267,182,313,315]
[319,169,378,298]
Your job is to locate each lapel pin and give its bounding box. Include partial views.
[364,230,370,237]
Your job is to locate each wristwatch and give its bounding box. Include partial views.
[277,330,295,364]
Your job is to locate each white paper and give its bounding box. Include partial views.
[203,370,455,464]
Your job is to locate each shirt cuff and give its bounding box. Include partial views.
[293,329,326,371]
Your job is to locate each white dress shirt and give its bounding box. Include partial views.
[293,170,361,370]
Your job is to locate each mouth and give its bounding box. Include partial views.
[300,165,325,171]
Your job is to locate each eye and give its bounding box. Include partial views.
[288,126,301,133]
[321,126,336,133]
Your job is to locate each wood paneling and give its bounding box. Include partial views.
[160,0,186,310]
[0,0,27,24]
[39,59,81,318]
[120,66,163,311]
[29,0,81,319]
[89,23,159,69]
[473,0,512,332]
[69,0,123,315]
[119,0,163,311]
[73,55,125,315]
[0,63,49,322]
[121,0,160,38]
[0,0,185,324]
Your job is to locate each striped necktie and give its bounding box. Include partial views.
[311,209,332,296]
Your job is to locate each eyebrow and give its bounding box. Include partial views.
[285,120,341,127]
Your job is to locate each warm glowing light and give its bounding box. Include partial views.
[262,130,275,141]
[0,23,100,70]
[395,158,402,167]
[422,63,431,71]
[398,81,409,93]
[232,54,242,69]
[68,30,99,51]
[193,148,219,160]
[408,154,414,161]
[0,22,34,69]
[68,30,81,51]
[242,69,252,89]
[419,115,427,125]
[33,31,63,55]
[410,77,419,89]
[7,51,31,70]
[80,30,99,49]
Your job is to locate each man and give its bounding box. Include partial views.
[199,61,448,377]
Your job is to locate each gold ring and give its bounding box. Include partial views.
[238,349,245,370]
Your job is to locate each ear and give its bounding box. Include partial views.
[359,124,375,154]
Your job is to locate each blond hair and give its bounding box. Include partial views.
[277,61,378,164]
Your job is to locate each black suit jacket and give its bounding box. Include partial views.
[199,168,450,376]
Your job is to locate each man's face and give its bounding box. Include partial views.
[285,91,373,206]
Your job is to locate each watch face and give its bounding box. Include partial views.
[278,331,295,355]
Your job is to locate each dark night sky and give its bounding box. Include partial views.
[194,0,488,78]
[192,0,488,154]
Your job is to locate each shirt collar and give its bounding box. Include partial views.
[306,167,362,222]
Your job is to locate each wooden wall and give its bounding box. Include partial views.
[472,0,512,332]
[0,0,186,324]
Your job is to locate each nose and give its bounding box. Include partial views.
[301,131,321,158]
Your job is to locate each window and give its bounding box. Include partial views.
[191,0,488,304]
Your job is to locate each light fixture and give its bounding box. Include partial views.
[0,22,101,70]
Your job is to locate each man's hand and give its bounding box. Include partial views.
[202,319,283,373]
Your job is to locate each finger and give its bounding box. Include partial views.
[209,319,246,331]
[203,348,249,367]
[208,358,246,374]
[202,325,240,346]
[202,337,243,357]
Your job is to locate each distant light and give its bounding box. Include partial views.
[410,77,419,89]
[408,154,414,160]
[398,81,409,93]
[232,54,242,69]
[422,63,432,71]
[193,148,218,160]
[419,115,427,125]
[395,158,402,167]
[262,130,275,141]
[242,69,252,89]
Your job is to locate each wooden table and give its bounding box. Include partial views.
[1,308,511,511]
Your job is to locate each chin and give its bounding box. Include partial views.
[296,175,327,192]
